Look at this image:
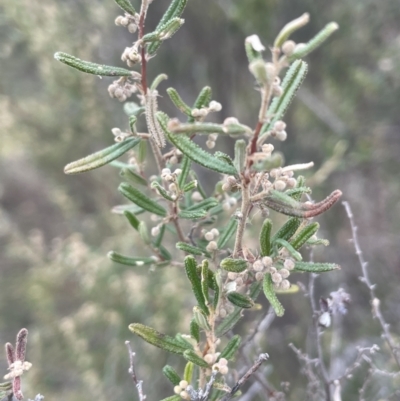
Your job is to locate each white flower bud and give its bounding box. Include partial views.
[204,231,214,241]
[280,279,291,290]
[115,16,124,26]
[280,268,290,278]
[191,191,203,202]
[287,177,297,188]
[111,127,122,136]
[169,156,178,165]
[191,108,208,117]
[174,168,182,175]
[179,380,189,389]
[151,226,160,237]
[272,272,283,284]
[274,180,287,191]
[253,260,264,272]
[169,183,177,192]
[228,197,237,206]
[262,256,273,267]
[211,228,220,237]
[162,168,171,175]
[265,63,276,79]
[128,23,137,33]
[284,259,295,270]
[223,117,239,125]
[174,386,182,394]
[120,17,129,26]
[245,34,266,52]
[262,143,274,154]
[276,130,287,141]
[206,140,216,149]
[204,353,215,364]
[227,272,238,280]
[273,121,286,132]
[255,272,264,281]
[208,133,218,141]
[219,358,228,366]
[206,241,218,252]
[222,201,231,211]
[209,101,222,112]
[282,40,296,55]
[180,391,190,400]
[219,365,229,375]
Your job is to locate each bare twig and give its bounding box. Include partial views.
[125,341,146,401]
[342,201,400,369]
[221,353,269,401]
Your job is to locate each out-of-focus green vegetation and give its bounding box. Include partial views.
[1,0,399,400]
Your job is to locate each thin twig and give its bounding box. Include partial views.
[221,353,269,401]
[342,201,400,369]
[125,341,146,401]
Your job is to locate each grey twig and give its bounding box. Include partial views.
[125,341,146,401]
[221,353,269,401]
[242,306,275,349]
[342,201,400,369]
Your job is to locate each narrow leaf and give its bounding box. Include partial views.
[186,198,219,212]
[219,335,241,361]
[190,319,200,343]
[114,0,136,15]
[189,86,212,123]
[234,139,246,173]
[274,238,302,261]
[55,52,133,76]
[176,242,209,256]
[178,155,191,188]
[64,137,140,174]
[119,182,167,216]
[271,217,301,244]
[167,87,192,115]
[217,219,238,249]
[163,365,181,386]
[185,256,209,315]
[274,13,310,48]
[220,258,248,273]
[261,60,308,136]
[183,350,209,368]
[153,224,166,248]
[227,292,254,309]
[293,261,340,273]
[159,396,181,401]
[120,167,147,186]
[178,209,208,220]
[108,251,155,266]
[260,218,272,256]
[201,260,210,306]
[123,210,140,231]
[129,323,189,354]
[183,362,194,383]
[290,222,319,250]
[263,274,285,317]
[157,112,237,175]
[151,181,176,202]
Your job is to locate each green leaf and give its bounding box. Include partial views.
[123,210,140,231]
[119,182,167,216]
[159,396,181,401]
[290,222,319,250]
[176,242,209,256]
[157,112,237,175]
[54,52,133,76]
[219,335,241,361]
[111,204,144,215]
[143,18,185,44]
[220,258,248,273]
[234,139,246,173]
[153,224,166,248]
[178,209,208,220]
[263,274,284,317]
[138,221,151,244]
[150,74,168,90]
[114,0,136,15]
[151,181,176,202]
[285,186,311,199]
[183,350,209,368]
[185,256,209,315]
[201,260,210,306]
[129,323,189,354]
[186,198,219,212]
[64,138,140,174]
[163,365,181,386]
[293,261,340,273]
[178,155,191,188]
[159,244,172,261]
[227,292,254,309]
[217,219,238,249]
[182,180,198,193]
[193,306,210,331]
[190,319,200,343]
[183,361,194,383]
[271,217,301,244]
[274,238,302,261]
[167,87,192,116]
[260,218,273,257]
[274,13,310,48]
[137,139,147,164]
[288,22,339,61]
[120,167,148,186]
[245,36,263,64]
[261,60,308,136]
[188,86,212,123]
[108,251,155,266]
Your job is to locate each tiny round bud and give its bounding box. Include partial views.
[222,182,231,192]
[273,121,286,132]
[262,143,274,154]
[120,17,129,26]
[151,226,160,237]
[253,260,264,272]
[204,354,215,364]
[276,130,287,141]
[235,277,244,286]
[287,177,297,188]
[280,279,291,290]
[272,272,283,284]
[218,358,228,366]
[219,365,229,375]
[115,16,124,26]
[209,100,222,112]
[205,231,214,241]
[272,84,283,97]
[227,272,238,280]
[111,127,122,136]
[228,197,237,206]
[282,40,296,55]
[179,380,189,389]
[219,308,227,318]
[223,117,239,125]
[284,259,295,270]
[169,183,177,192]
[222,201,231,211]
[162,168,171,175]
[280,268,290,278]
[269,168,280,178]
[262,256,273,267]
[206,140,216,149]
[255,272,264,281]
[169,156,178,165]
[174,168,182,175]
[274,180,287,191]
[180,391,190,400]
[174,386,182,395]
[191,191,203,202]
[128,23,137,33]
[211,228,220,237]
[206,241,218,252]
[208,133,218,141]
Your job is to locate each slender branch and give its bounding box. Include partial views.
[125,341,146,401]
[342,201,400,369]
[138,0,150,94]
[232,183,250,257]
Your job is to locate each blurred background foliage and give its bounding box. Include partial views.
[0,0,399,399]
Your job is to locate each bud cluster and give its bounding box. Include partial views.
[191,100,222,121]
[174,380,191,400]
[111,127,131,142]
[212,357,229,375]
[108,78,137,102]
[121,46,141,67]
[204,228,219,252]
[115,13,140,33]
